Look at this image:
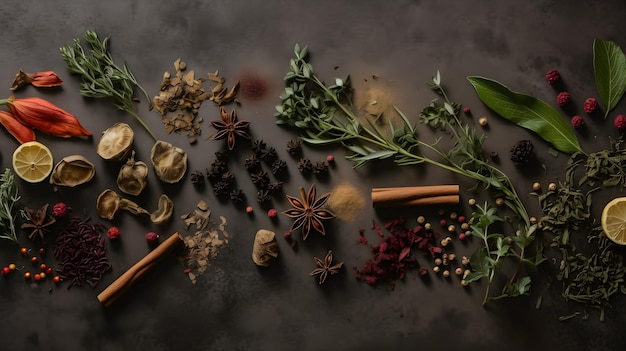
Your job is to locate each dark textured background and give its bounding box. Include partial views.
[0,1,625,350]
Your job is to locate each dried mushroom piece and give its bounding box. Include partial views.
[96,189,149,220]
[150,194,174,224]
[96,123,134,162]
[117,151,148,196]
[150,140,187,183]
[49,155,95,187]
[252,229,279,267]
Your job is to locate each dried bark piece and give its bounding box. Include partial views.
[252,229,279,267]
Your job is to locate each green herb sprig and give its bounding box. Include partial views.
[60,30,156,141]
[0,168,21,244]
[276,44,543,302]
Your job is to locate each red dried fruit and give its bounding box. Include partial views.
[545,69,560,84]
[571,115,584,129]
[459,232,467,241]
[245,206,254,214]
[267,208,278,218]
[52,202,69,217]
[463,107,471,115]
[556,92,571,107]
[183,268,192,274]
[326,155,335,163]
[457,215,466,224]
[145,232,159,244]
[107,227,121,240]
[439,219,447,227]
[584,98,598,113]
[615,115,626,131]
[283,231,292,240]
[2,267,10,276]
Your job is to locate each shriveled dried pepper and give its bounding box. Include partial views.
[10,69,63,90]
[0,110,35,144]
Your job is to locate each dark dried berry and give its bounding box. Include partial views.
[221,171,236,185]
[510,140,534,164]
[244,154,261,172]
[271,159,288,175]
[312,161,329,175]
[614,115,626,131]
[252,139,267,155]
[556,92,571,107]
[250,170,270,188]
[267,181,283,194]
[256,190,271,204]
[260,146,277,162]
[190,171,205,184]
[229,189,245,203]
[297,157,313,173]
[584,98,598,113]
[545,69,560,84]
[571,115,584,129]
[286,139,302,156]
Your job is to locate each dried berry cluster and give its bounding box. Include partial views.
[510,139,534,164]
[356,217,442,285]
[545,69,602,130]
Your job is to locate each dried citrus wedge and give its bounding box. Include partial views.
[601,197,626,245]
[12,141,53,183]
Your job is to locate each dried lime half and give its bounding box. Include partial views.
[96,122,134,162]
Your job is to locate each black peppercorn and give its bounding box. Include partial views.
[190,171,205,184]
[510,140,534,164]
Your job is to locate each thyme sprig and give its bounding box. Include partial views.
[275,44,542,302]
[0,168,21,244]
[60,30,156,141]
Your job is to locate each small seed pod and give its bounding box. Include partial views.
[461,223,469,231]
[530,216,537,224]
[532,182,541,191]
[455,267,464,276]
[448,253,456,261]
[468,198,476,206]
[424,222,432,230]
[495,197,504,206]
[449,212,458,220]
[434,258,443,265]
[448,224,456,233]
[461,280,469,287]
[548,182,557,191]
[479,116,488,126]
[417,215,425,224]
[433,266,441,273]
[442,270,450,278]
[461,256,470,266]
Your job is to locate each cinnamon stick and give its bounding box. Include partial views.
[373,195,459,208]
[371,185,459,208]
[97,232,183,307]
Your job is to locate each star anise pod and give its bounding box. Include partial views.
[212,181,231,197]
[256,190,271,204]
[221,171,236,186]
[244,154,261,172]
[297,157,313,174]
[21,204,56,243]
[229,188,245,203]
[310,250,344,284]
[283,184,336,240]
[271,159,288,175]
[267,181,283,194]
[259,146,277,162]
[286,139,302,157]
[312,161,329,176]
[190,171,205,184]
[252,139,267,155]
[250,170,270,188]
[210,107,251,150]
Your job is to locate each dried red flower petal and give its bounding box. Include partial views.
[52,202,69,217]
[10,70,63,90]
[0,110,35,144]
[107,227,120,239]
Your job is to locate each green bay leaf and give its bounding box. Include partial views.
[467,76,583,154]
[593,38,626,118]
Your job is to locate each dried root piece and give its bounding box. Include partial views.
[207,70,240,105]
[252,229,279,267]
[96,189,149,220]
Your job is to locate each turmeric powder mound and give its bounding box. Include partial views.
[327,183,366,222]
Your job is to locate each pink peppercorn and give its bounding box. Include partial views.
[584,98,598,113]
[267,208,278,218]
[283,232,292,240]
[463,107,471,115]
[459,232,467,241]
[556,92,571,107]
[571,115,584,129]
[52,202,69,217]
[245,206,254,214]
[614,115,626,131]
[326,155,335,163]
[439,219,447,227]
[145,232,159,244]
[545,69,561,84]
[107,227,121,239]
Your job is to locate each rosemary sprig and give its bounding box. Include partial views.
[0,168,21,244]
[60,30,156,141]
[275,44,542,302]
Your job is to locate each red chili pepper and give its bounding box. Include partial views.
[1,96,91,138]
[10,69,63,90]
[0,110,35,144]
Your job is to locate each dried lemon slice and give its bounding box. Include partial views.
[96,122,134,162]
[601,197,626,245]
[12,141,53,183]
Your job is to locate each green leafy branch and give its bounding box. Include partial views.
[275,44,543,302]
[0,168,21,244]
[60,30,156,141]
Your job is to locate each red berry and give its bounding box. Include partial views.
[20,247,28,255]
[53,276,61,284]
[457,215,466,224]
[30,256,38,264]
[52,202,69,217]
[33,273,41,281]
[38,248,45,255]
[615,115,626,131]
[326,155,335,163]
[584,98,598,113]
[145,232,159,244]
[463,107,471,115]
[24,272,31,279]
[45,267,53,275]
[2,267,10,276]
[459,233,467,241]
[571,115,584,129]
[39,263,47,271]
[283,232,292,240]
[267,208,278,218]
[556,92,571,106]
[107,226,121,239]
[439,219,447,227]
[183,268,192,274]
[545,69,561,84]
[245,206,254,214]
